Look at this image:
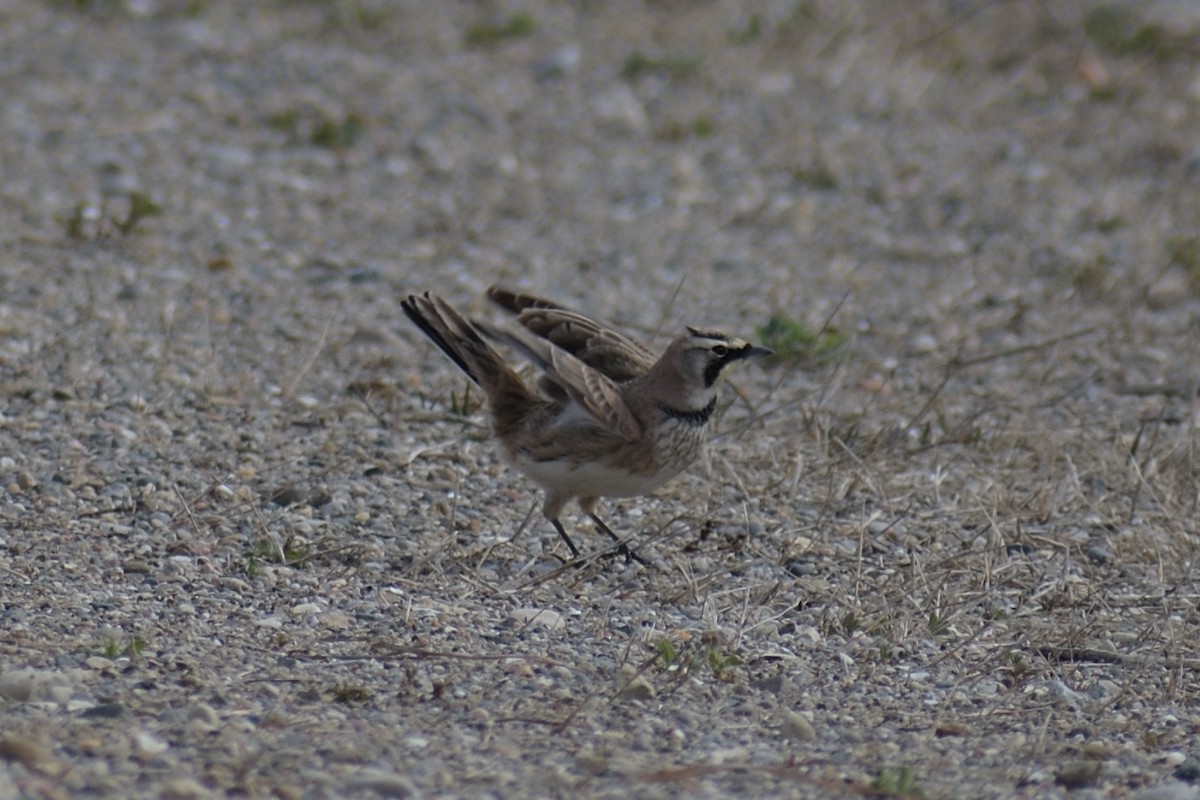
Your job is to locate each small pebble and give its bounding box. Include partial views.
[576,750,609,775]
[188,703,220,726]
[1174,759,1200,782]
[618,673,655,701]
[751,674,784,694]
[0,670,40,701]
[532,43,580,80]
[162,777,213,800]
[780,711,816,742]
[0,736,61,776]
[1056,760,1100,788]
[135,730,169,756]
[507,608,565,631]
[319,610,353,630]
[910,333,939,354]
[347,768,415,798]
[935,721,971,737]
[1134,786,1200,800]
[593,85,649,135]
[81,702,126,719]
[1082,740,1114,759]
[219,577,251,593]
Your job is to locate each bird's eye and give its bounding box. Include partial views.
[711,344,728,357]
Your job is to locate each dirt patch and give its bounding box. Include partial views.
[2,1,1199,797]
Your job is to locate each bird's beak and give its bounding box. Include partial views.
[741,344,774,360]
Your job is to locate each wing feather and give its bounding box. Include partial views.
[472,318,644,443]
[487,285,656,381]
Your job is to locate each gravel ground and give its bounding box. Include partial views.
[3,1,1200,798]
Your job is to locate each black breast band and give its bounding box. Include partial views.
[656,396,716,426]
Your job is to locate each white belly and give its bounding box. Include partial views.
[513,454,679,499]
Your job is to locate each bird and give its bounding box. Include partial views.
[400,285,772,561]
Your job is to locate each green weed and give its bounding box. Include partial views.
[654,637,678,664]
[728,14,763,44]
[620,51,702,80]
[310,112,365,149]
[1083,6,1175,60]
[448,384,480,417]
[267,108,365,149]
[756,314,846,364]
[465,13,537,46]
[63,191,162,241]
[654,634,742,684]
[872,765,920,797]
[1169,236,1200,294]
[702,640,741,682]
[115,192,162,235]
[656,116,715,141]
[100,635,147,661]
[333,684,372,704]
[244,534,311,574]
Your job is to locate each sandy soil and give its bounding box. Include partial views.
[2,1,1200,798]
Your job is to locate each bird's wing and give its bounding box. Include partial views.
[400,292,489,387]
[486,285,656,382]
[472,317,644,443]
[485,286,567,313]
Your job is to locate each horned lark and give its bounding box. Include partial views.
[400,286,772,560]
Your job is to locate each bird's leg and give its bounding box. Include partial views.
[550,519,582,559]
[589,513,649,567]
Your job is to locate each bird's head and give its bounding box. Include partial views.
[682,327,773,386]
